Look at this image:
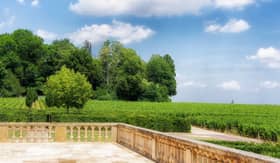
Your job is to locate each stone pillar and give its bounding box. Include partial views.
[55,126,67,142]
[112,126,118,142]
[185,149,192,163]
[0,126,8,142]
[152,136,157,160]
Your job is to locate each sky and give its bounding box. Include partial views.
[1,0,280,104]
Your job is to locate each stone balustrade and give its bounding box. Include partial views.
[0,123,116,142]
[116,123,280,163]
[0,122,279,163]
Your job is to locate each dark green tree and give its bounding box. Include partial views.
[0,61,7,96]
[140,81,169,102]
[1,70,24,97]
[65,48,103,89]
[115,48,145,101]
[147,55,177,97]
[25,87,38,108]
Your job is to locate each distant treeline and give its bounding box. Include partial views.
[0,29,176,101]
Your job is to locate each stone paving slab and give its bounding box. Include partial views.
[168,126,262,143]
[0,143,154,163]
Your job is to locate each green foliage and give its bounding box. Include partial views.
[116,74,144,101]
[65,49,103,90]
[1,70,24,97]
[0,28,177,101]
[141,81,170,102]
[44,66,92,111]
[25,88,38,108]
[147,54,176,96]
[0,61,7,87]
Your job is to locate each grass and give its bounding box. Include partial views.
[0,98,280,141]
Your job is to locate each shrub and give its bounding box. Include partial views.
[25,87,38,108]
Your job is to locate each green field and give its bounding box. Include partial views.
[0,98,280,142]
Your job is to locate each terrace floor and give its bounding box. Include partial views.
[168,126,262,143]
[0,143,154,163]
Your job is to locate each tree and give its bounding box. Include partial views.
[140,81,169,102]
[65,48,103,89]
[25,87,38,108]
[1,70,24,97]
[99,40,112,87]
[147,55,177,97]
[116,74,144,101]
[44,66,92,112]
[115,48,145,101]
[0,61,7,96]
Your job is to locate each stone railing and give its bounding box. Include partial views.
[0,123,279,163]
[116,123,280,163]
[0,123,116,143]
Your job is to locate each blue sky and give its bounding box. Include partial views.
[1,0,280,104]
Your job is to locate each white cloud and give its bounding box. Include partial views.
[214,0,255,9]
[218,80,241,91]
[16,0,39,7]
[176,74,207,88]
[68,20,154,45]
[31,0,39,6]
[69,0,258,17]
[16,0,25,4]
[0,9,15,30]
[36,29,58,42]
[0,16,15,29]
[205,19,250,33]
[247,47,280,69]
[179,81,207,88]
[260,81,280,89]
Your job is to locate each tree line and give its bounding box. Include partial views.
[0,29,176,102]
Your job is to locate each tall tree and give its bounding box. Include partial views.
[147,55,177,97]
[99,40,112,87]
[115,48,145,101]
[65,48,103,89]
[0,61,7,95]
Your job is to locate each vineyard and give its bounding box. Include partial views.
[0,98,280,142]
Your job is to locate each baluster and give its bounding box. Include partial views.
[105,127,108,140]
[12,126,16,142]
[43,126,48,142]
[26,126,30,142]
[70,126,73,142]
[34,126,38,142]
[98,126,102,141]
[84,126,88,142]
[48,125,52,142]
[91,126,95,141]
[77,126,81,142]
[19,126,23,142]
[37,126,40,142]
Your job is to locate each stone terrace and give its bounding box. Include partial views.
[0,143,153,163]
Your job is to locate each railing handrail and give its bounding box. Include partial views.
[0,122,119,126]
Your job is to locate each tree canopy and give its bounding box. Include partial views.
[0,29,177,102]
[44,66,92,111]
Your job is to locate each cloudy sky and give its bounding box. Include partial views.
[1,0,280,104]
